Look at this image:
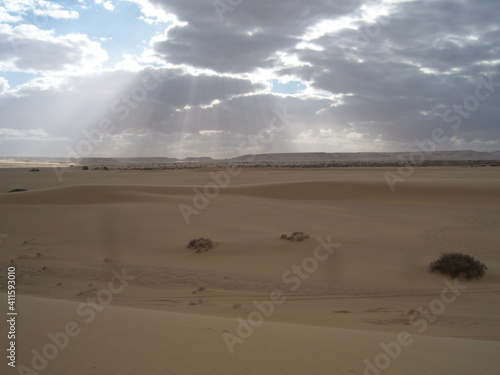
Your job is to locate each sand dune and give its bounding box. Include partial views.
[0,184,188,205]
[227,179,500,206]
[0,167,499,374]
[1,176,498,207]
[6,294,500,375]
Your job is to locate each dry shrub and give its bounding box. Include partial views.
[8,188,27,193]
[280,232,310,242]
[187,238,215,253]
[429,252,487,280]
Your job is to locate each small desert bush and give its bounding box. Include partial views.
[280,232,310,242]
[429,252,487,280]
[8,188,27,193]
[187,238,215,253]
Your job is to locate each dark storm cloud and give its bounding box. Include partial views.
[285,0,500,145]
[149,0,364,73]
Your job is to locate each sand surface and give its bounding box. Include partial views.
[0,166,499,374]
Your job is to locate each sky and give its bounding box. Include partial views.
[0,0,499,158]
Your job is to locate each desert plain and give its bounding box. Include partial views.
[0,165,499,374]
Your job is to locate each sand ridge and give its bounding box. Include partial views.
[1,176,499,206]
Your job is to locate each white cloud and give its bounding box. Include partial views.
[0,24,108,73]
[0,128,64,141]
[199,130,224,136]
[0,7,23,23]
[113,54,143,71]
[94,0,115,11]
[0,77,9,93]
[103,2,115,11]
[33,6,79,20]
[120,0,174,24]
[1,0,79,22]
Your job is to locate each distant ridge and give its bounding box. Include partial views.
[228,150,500,162]
[1,150,499,167]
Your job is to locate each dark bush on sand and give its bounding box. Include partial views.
[187,238,216,253]
[280,232,310,242]
[429,252,487,280]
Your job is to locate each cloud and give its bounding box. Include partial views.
[94,0,115,11]
[0,24,108,73]
[0,77,8,93]
[148,0,364,73]
[0,7,23,23]
[1,0,79,23]
[0,67,272,155]
[121,0,174,24]
[33,3,79,20]
[1,0,499,157]
[284,0,500,147]
[0,127,63,141]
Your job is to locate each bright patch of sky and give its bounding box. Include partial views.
[1,0,170,87]
[270,79,307,95]
[2,71,38,88]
